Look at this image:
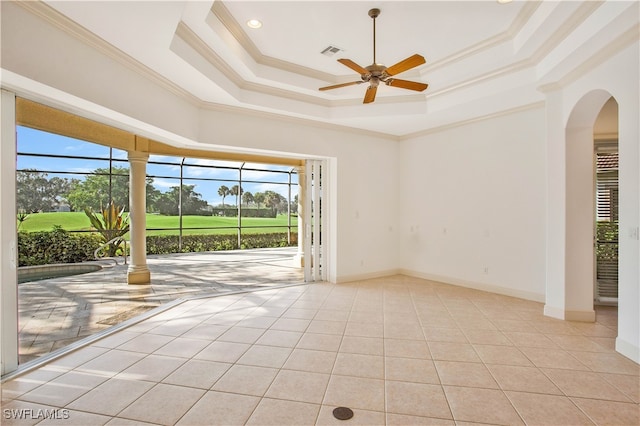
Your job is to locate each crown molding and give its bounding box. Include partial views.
[537,23,639,93]
[199,101,402,141]
[15,1,203,107]
[400,101,545,141]
[211,1,337,83]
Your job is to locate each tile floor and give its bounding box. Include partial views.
[18,248,303,363]
[2,275,638,425]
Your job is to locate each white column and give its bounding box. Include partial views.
[127,151,150,284]
[293,165,305,267]
[1,90,18,374]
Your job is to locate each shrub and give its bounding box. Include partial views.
[18,226,102,266]
[146,232,297,255]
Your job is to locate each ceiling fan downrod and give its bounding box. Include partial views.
[369,8,380,65]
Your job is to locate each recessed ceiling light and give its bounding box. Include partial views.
[497,0,513,3]
[246,19,262,29]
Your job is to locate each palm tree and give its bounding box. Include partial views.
[230,185,243,206]
[218,185,230,210]
[254,192,265,209]
[242,191,254,207]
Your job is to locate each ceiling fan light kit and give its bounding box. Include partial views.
[319,8,429,104]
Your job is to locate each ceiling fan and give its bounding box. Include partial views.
[319,8,429,104]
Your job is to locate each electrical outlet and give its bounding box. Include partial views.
[483,266,489,274]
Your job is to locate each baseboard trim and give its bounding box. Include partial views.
[336,269,401,284]
[544,305,596,322]
[616,337,640,364]
[399,269,545,303]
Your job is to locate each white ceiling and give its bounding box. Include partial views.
[43,0,628,138]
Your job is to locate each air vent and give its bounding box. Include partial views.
[321,45,343,56]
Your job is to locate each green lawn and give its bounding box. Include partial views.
[18,212,297,235]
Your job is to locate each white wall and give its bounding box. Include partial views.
[399,106,547,302]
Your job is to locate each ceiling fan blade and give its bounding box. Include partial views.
[385,54,426,76]
[386,78,429,92]
[363,85,377,104]
[319,81,363,91]
[338,58,370,75]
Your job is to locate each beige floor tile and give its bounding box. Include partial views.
[385,357,440,384]
[385,338,431,359]
[503,331,559,348]
[193,341,250,363]
[265,369,330,403]
[333,353,384,379]
[490,319,537,332]
[256,329,303,347]
[569,351,640,375]
[0,365,67,401]
[235,315,277,329]
[349,310,384,324]
[118,383,204,425]
[422,327,468,343]
[571,397,640,426]
[117,354,185,382]
[216,326,265,344]
[600,372,640,403]
[66,377,154,416]
[323,375,385,412]
[306,320,347,335]
[115,334,174,354]
[92,331,140,349]
[384,323,425,340]
[246,398,320,426]
[463,329,512,345]
[296,333,342,352]
[152,337,210,359]
[386,381,452,419]
[236,344,292,368]
[506,391,594,425]
[19,371,109,407]
[519,347,589,370]
[429,342,481,362]
[435,361,499,389]
[147,320,201,337]
[0,399,61,426]
[48,346,110,370]
[547,334,612,352]
[37,409,111,425]
[180,323,228,340]
[316,405,384,425]
[283,348,337,374]
[211,364,278,396]
[387,413,455,425]
[344,321,384,338]
[542,368,633,401]
[486,364,563,394]
[314,309,350,322]
[444,386,524,425]
[162,359,231,389]
[270,317,311,332]
[176,391,259,426]
[473,344,533,366]
[281,307,318,320]
[339,335,384,356]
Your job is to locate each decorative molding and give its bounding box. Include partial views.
[211,1,336,83]
[401,101,545,141]
[15,1,202,107]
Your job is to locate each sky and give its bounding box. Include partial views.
[16,126,299,207]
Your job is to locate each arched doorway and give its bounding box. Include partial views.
[562,89,615,322]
